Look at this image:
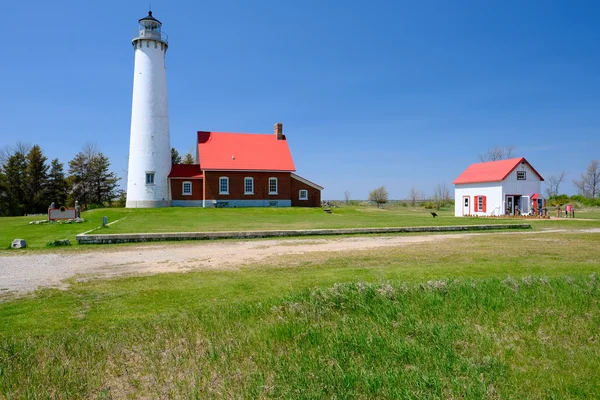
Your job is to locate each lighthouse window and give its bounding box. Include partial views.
[145,172,155,185]
[182,181,192,195]
[219,177,229,195]
[517,171,526,180]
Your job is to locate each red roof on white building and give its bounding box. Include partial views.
[453,157,544,184]
[196,131,296,171]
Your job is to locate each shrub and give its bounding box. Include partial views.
[46,239,71,247]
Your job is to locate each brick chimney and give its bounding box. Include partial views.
[274,122,283,140]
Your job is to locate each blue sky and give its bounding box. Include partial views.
[1,0,598,199]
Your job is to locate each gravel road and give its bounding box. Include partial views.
[1,228,598,296]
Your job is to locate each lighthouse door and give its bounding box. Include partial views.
[463,196,470,216]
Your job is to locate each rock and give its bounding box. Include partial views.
[11,239,26,249]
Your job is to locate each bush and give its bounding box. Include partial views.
[548,194,570,207]
[569,195,600,208]
[46,239,71,247]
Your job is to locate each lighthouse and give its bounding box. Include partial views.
[126,11,172,208]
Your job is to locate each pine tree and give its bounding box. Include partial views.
[89,153,120,204]
[25,145,49,213]
[68,144,120,208]
[69,151,91,207]
[3,151,28,215]
[171,148,182,164]
[47,158,68,208]
[182,152,195,164]
[0,167,9,216]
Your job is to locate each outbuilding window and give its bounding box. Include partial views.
[219,177,229,194]
[474,195,487,212]
[299,189,308,200]
[517,171,526,180]
[244,177,254,194]
[268,177,278,195]
[182,181,192,195]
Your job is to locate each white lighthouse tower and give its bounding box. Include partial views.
[126,11,172,208]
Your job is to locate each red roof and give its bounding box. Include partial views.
[168,164,203,178]
[453,157,544,184]
[197,131,296,171]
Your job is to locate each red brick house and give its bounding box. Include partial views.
[168,123,323,207]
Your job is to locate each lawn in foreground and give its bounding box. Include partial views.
[1,231,599,398]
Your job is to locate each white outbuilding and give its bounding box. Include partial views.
[453,157,545,217]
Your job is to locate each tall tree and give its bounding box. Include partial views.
[47,158,69,207]
[69,144,120,208]
[182,152,195,164]
[171,148,182,164]
[88,153,120,205]
[3,151,28,215]
[478,145,516,162]
[0,167,9,216]
[544,170,567,198]
[24,145,49,213]
[573,160,600,198]
[69,151,91,207]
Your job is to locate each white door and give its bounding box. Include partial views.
[521,196,530,215]
[463,196,470,215]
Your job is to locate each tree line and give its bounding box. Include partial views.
[0,142,120,216]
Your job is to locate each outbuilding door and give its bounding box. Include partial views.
[506,196,514,215]
[462,196,470,216]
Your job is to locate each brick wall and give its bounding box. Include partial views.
[291,177,321,207]
[203,171,292,201]
[170,178,203,200]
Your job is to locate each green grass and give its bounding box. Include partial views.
[1,231,599,398]
[3,205,599,250]
[0,209,129,250]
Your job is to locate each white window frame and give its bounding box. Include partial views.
[244,177,254,195]
[517,171,526,180]
[299,189,308,200]
[478,196,484,211]
[219,176,229,195]
[145,172,155,185]
[268,177,278,195]
[182,181,192,196]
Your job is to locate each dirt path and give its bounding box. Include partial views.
[1,228,599,295]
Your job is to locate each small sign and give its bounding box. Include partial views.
[49,208,76,220]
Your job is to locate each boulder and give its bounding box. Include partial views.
[11,239,26,249]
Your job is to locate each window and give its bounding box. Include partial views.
[244,177,254,194]
[145,172,155,185]
[517,171,526,180]
[299,189,308,200]
[182,181,192,195]
[268,177,278,194]
[219,177,229,194]
[474,195,487,212]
